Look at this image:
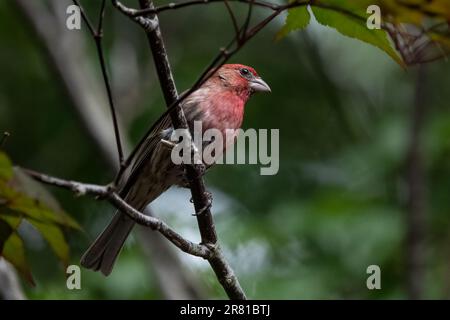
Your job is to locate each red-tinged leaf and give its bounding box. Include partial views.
[11,168,81,230]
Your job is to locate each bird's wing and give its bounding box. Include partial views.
[118,89,202,199]
[118,109,173,198]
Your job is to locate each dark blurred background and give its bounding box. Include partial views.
[1,0,450,299]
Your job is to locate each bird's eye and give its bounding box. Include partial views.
[240,68,250,77]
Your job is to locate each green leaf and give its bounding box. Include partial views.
[0,210,22,229]
[277,6,311,40]
[0,219,14,253]
[29,220,70,267]
[0,152,13,181]
[0,207,22,253]
[0,205,70,266]
[0,184,77,228]
[311,3,404,66]
[1,232,35,286]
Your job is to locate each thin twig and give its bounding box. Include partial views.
[111,0,249,299]
[110,0,375,176]
[223,0,240,41]
[97,0,107,33]
[74,0,125,168]
[72,0,96,36]
[241,0,255,41]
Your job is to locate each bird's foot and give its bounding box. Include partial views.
[191,191,213,216]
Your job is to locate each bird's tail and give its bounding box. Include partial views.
[80,211,135,276]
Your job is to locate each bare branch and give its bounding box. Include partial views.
[23,168,211,258]
[15,0,206,299]
[241,0,255,41]
[109,0,309,300]
[223,0,240,40]
[112,0,158,31]
[95,41,125,168]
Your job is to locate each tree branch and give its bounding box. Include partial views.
[23,168,211,259]
[21,0,305,300]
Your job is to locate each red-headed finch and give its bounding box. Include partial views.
[81,64,271,275]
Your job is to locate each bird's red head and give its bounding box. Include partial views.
[209,64,271,101]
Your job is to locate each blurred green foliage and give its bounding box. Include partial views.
[0,151,80,286]
[0,0,450,299]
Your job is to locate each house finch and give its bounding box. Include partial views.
[80,64,271,275]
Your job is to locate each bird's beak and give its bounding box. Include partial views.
[250,77,271,93]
